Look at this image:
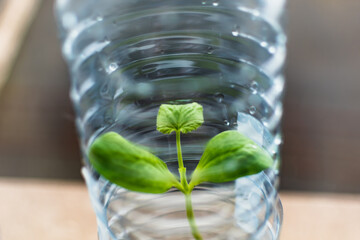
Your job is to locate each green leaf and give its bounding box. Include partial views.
[88,132,179,194]
[189,130,273,187]
[156,102,204,134]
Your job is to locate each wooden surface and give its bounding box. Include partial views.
[0,179,97,240]
[0,179,359,240]
[281,192,360,240]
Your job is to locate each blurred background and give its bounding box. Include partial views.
[0,0,359,193]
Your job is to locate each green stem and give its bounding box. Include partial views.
[175,130,203,240]
[185,193,203,240]
[176,130,185,169]
[176,130,188,191]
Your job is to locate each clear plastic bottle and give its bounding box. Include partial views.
[55,0,286,239]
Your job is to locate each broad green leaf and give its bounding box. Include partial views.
[156,102,204,134]
[189,130,273,187]
[89,132,179,194]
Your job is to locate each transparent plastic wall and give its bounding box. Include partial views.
[55,0,286,239]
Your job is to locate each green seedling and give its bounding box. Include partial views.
[89,102,273,240]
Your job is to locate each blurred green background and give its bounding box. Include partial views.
[0,0,359,193]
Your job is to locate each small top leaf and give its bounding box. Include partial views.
[88,132,179,194]
[189,130,273,188]
[156,102,204,134]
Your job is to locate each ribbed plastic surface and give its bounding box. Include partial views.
[56,1,286,239]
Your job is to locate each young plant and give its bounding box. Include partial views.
[89,102,273,240]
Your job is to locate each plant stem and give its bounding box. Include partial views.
[175,130,203,240]
[176,130,185,169]
[185,193,203,240]
[176,130,188,191]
